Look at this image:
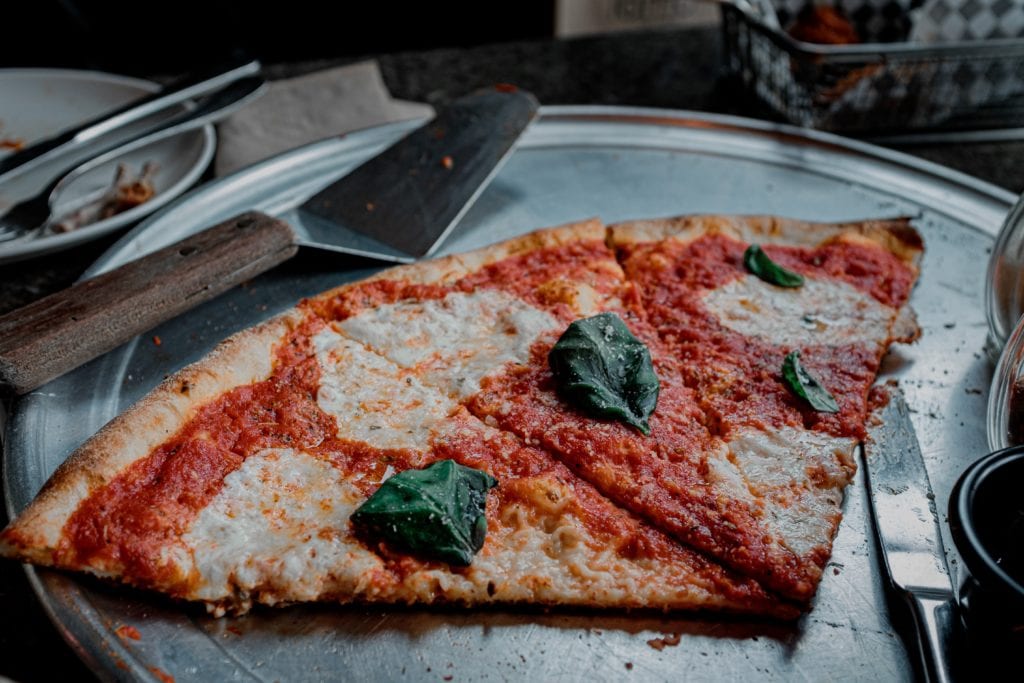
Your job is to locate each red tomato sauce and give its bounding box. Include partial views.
[427,407,796,610]
[455,239,621,322]
[618,233,915,310]
[619,233,914,440]
[58,319,334,589]
[466,339,818,601]
[304,279,451,322]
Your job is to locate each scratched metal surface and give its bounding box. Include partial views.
[4,108,1012,682]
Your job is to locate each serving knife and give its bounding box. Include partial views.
[0,86,539,395]
[863,386,957,683]
[0,76,268,243]
[0,56,261,184]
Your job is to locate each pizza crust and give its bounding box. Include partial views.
[312,217,607,296]
[0,310,304,563]
[452,217,607,274]
[609,214,923,271]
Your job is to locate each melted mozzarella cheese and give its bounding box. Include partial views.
[395,474,730,608]
[184,449,386,612]
[186,456,749,612]
[314,329,457,450]
[702,275,892,348]
[533,278,605,317]
[338,289,559,400]
[708,426,856,558]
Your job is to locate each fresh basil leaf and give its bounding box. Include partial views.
[744,244,804,288]
[350,459,498,566]
[782,350,839,413]
[548,312,660,435]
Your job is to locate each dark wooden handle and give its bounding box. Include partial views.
[0,211,298,394]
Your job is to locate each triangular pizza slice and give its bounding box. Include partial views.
[604,215,922,600]
[2,215,921,614]
[0,219,797,619]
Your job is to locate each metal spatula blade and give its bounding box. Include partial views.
[297,87,539,262]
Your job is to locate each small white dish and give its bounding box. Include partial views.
[0,68,215,265]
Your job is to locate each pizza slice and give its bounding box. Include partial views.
[605,215,922,599]
[0,220,796,619]
[429,216,921,603]
[0,214,921,615]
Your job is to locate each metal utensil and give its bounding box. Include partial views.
[296,88,537,261]
[0,56,260,184]
[0,86,538,395]
[863,386,957,683]
[0,76,267,243]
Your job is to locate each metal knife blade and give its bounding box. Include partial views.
[293,86,538,262]
[0,86,539,394]
[0,56,261,184]
[863,386,957,683]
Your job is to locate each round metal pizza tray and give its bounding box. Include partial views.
[4,107,1013,682]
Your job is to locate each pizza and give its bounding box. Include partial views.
[0,214,921,619]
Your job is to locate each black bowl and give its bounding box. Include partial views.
[949,446,1024,654]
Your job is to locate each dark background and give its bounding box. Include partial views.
[1,1,558,74]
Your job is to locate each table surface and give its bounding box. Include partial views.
[1,24,1020,683]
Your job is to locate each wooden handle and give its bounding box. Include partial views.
[0,211,298,394]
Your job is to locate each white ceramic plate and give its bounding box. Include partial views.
[0,68,216,265]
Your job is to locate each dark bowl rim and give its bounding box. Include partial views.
[950,446,1024,601]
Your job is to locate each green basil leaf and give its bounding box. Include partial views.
[744,244,804,288]
[350,459,498,566]
[782,350,839,413]
[548,312,660,435]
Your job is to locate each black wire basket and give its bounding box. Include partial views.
[720,0,1024,132]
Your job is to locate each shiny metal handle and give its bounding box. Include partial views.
[908,592,956,683]
[51,77,266,199]
[0,57,260,182]
[73,59,260,146]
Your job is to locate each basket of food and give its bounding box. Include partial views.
[720,0,1024,132]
